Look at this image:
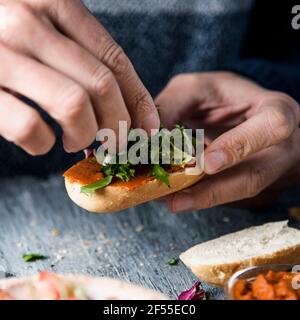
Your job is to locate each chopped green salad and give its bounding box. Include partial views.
[81,125,196,195]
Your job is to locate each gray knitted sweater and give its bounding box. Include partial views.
[84,0,254,96]
[2,0,300,177]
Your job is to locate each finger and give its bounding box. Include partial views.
[0,43,97,152]
[0,2,130,141]
[167,136,300,212]
[47,0,159,133]
[195,103,249,126]
[179,107,248,131]
[0,89,55,155]
[155,73,250,128]
[204,95,300,174]
[155,74,209,128]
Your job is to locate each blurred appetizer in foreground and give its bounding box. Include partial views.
[0,272,167,300]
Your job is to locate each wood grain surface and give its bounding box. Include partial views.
[0,175,298,300]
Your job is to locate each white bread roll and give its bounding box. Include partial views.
[64,158,204,213]
[180,221,300,287]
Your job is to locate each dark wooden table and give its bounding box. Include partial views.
[0,175,297,299]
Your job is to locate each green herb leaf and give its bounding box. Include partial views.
[81,175,113,195]
[167,258,179,266]
[102,163,135,182]
[88,124,192,194]
[23,253,47,263]
[151,164,170,187]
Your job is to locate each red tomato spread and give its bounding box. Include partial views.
[63,158,104,185]
[63,157,189,191]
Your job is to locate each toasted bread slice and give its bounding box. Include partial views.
[180,221,300,286]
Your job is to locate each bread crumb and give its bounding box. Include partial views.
[51,228,60,237]
[169,243,177,250]
[83,241,93,248]
[51,249,67,266]
[103,239,112,245]
[135,225,144,233]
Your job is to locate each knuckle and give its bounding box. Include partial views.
[10,2,33,18]
[219,132,250,164]
[60,85,89,121]
[100,39,131,75]
[266,108,294,141]
[54,0,82,14]
[0,2,45,48]
[6,2,34,29]
[168,73,217,96]
[227,139,246,162]
[246,165,267,197]
[170,73,188,83]
[41,0,59,9]
[262,92,300,140]
[169,73,196,86]
[91,66,116,97]
[131,90,153,115]
[14,111,41,145]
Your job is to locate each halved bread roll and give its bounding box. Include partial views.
[64,158,204,213]
[180,221,300,287]
[0,272,168,300]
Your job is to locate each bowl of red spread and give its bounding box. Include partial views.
[227,264,300,300]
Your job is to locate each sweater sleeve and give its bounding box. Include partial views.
[225,58,300,103]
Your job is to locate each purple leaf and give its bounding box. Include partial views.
[178,282,207,300]
[83,149,95,158]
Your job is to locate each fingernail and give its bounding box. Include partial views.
[142,114,160,136]
[205,151,226,174]
[171,193,194,212]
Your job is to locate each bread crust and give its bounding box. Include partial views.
[65,170,205,213]
[0,274,167,300]
[180,245,300,287]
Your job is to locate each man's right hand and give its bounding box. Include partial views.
[0,0,159,155]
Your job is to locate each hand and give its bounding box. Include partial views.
[155,72,300,212]
[0,0,159,155]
